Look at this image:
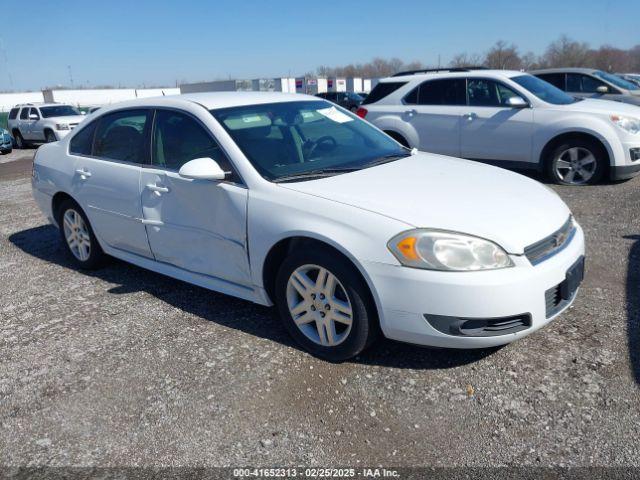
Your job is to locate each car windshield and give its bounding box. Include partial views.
[592,71,640,91]
[511,75,578,105]
[211,100,408,182]
[40,105,81,118]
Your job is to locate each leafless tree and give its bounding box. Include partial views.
[542,35,591,67]
[449,53,483,68]
[484,41,522,70]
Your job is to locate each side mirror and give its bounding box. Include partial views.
[596,85,609,94]
[178,157,227,181]
[506,96,528,108]
[29,113,39,120]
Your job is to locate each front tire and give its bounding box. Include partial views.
[274,247,378,361]
[45,130,57,143]
[57,199,105,269]
[546,138,606,185]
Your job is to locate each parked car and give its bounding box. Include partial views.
[32,92,585,361]
[530,68,640,106]
[617,73,640,88]
[1,129,12,154]
[315,91,363,112]
[7,103,87,148]
[359,68,640,185]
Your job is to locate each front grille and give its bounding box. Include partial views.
[525,216,575,265]
[424,313,532,337]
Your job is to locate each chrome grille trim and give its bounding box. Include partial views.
[525,216,575,265]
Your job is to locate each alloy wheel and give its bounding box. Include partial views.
[62,209,91,261]
[286,264,353,347]
[554,147,597,185]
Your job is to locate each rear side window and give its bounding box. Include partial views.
[19,108,29,120]
[537,73,566,90]
[406,79,466,106]
[362,82,407,104]
[94,109,150,163]
[8,108,19,120]
[69,120,98,156]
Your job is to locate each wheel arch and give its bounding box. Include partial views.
[539,131,613,170]
[261,235,382,325]
[51,191,76,226]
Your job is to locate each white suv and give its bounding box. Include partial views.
[8,103,86,148]
[358,68,640,185]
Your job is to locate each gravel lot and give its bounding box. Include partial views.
[0,148,639,468]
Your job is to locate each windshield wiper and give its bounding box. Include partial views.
[364,152,412,168]
[273,167,362,183]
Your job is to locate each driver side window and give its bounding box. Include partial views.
[151,109,232,173]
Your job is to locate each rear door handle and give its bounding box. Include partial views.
[464,112,477,121]
[405,109,417,117]
[146,183,170,195]
[75,168,91,179]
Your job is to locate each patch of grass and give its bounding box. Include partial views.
[0,113,7,130]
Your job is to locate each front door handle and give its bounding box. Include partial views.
[405,109,417,117]
[464,112,477,121]
[146,183,170,195]
[75,168,92,179]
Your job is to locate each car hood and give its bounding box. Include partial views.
[561,98,640,112]
[46,115,87,124]
[280,153,571,254]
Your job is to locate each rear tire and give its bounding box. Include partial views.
[274,246,378,361]
[545,138,606,185]
[56,199,106,270]
[13,131,26,149]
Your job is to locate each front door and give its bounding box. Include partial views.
[460,78,533,164]
[140,109,251,287]
[71,108,153,258]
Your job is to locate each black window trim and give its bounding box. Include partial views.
[67,107,153,167]
[401,77,532,108]
[401,78,467,106]
[145,106,246,188]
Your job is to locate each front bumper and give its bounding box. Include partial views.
[363,224,585,348]
[610,162,640,180]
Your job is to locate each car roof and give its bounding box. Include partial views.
[383,69,526,82]
[529,68,599,74]
[95,92,317,111]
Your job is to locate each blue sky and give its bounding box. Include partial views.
[1,0,635,91]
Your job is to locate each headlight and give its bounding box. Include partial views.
[388,229,514,271]
[610,114,640,134]
[56,123,70,130]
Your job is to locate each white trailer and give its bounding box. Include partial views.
[294,78,327,95]
[362,79,373,93]
[346,78,363,93]
[327,78,347,92]
[252,78,297,93]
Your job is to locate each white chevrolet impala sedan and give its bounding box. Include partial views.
[31,93,585,361]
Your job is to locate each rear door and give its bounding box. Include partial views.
[460,78,533,163]
[402,78,466,157]
[139,108,251,286]
[70,109,154,258]
[18,107,30,139]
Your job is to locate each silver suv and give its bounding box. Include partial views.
[7,103,86,148]
[531,68,640,106]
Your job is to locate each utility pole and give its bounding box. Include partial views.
[67,65,74,88]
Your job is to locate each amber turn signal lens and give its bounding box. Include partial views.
[396,236,419,260]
